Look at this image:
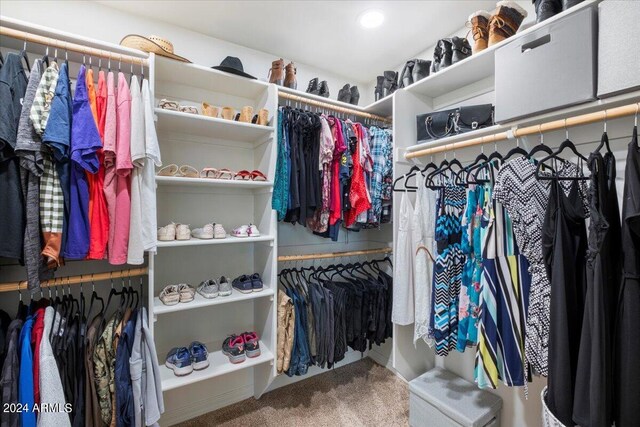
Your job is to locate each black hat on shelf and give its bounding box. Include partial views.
[212,56,256,79]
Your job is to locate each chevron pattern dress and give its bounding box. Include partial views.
[493,156,588,377]
[431,185,466,356]
[475,187,531,389]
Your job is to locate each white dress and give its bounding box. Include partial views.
[413,176,437,346]
[393,191,415,325]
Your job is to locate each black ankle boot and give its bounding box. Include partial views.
[349,86,360,105]
[382,71,398,97]
[374,76,384,101]
[338,84,351,103]
[306,77,319,94]
[319,81,330,98]
[533,0,561,22]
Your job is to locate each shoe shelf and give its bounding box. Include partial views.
[154,108,274,142]
[160,341,274,391]
[364,94,394,117]
[154,288,275,315]
[156,234,275,248]
[155,176,273,189]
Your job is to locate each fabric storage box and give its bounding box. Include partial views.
[409,368,502,427]
[494,6,597,123]
[597,1,640,97]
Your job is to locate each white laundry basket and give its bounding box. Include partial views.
[409,368,502,427]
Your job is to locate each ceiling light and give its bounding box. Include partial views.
[359,9,384,29]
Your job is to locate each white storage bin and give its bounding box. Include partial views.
[494,7,597,123]
[409,368,502,427]
[597,1,640,98]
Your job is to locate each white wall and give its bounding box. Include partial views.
[1,0,375,105]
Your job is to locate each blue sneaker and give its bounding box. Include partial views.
[232,275,253,294]
[250,273,263,292]
[165,347,193,376]
[189,341,210,370]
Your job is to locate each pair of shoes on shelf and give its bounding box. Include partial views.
[222,332,261,364]
[166,341,210,376]
[159,99,198,114]
[467,1,528,54]
[269,58,297,89]
[159,283,196,305]
[374,71,398,101]
[231,273,263,293]
[157,223,191,241]
[197,276,232,299]
[230,224,260,238]
[337,84,360,106]
[191,223,226,240]
[157,164,199,178]
[531,0,582,24]
[306,78,329,98]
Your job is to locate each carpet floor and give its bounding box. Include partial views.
[175,358,409,427]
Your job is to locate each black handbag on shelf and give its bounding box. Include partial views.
[416,104,494,143]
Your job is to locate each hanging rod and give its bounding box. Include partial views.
[0,267,148,293]
[278,247,392,262]
[405,101,640,159]
[278,91,392,124]
[0,26,149,66]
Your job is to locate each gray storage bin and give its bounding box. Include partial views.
[494,7,597,123]
[597,1,640,98]
[409,368,502,427]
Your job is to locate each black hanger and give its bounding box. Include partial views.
[19,40,30,72]
[594,131,612,154]
[528,142,553,158]
[535,138,589,181]
[87,278,105,323]
[403,165,421,190]
[42,45,50,68]
[459,150,488,185]
[0,51,4,67]
[428,155,463,188]
[502,138,529,161]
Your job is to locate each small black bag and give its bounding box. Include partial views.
[416,108,458,142]
[456,104,494,133]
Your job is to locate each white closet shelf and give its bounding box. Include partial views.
[154,56,271,100]
[405,124,506,153]
[154,108,275,142]
[155,176,273,189]
[157,235,275,248]
[364,95,393,117]
[278,86,371,113]
[160,341,274,391]
[154,288,274,315]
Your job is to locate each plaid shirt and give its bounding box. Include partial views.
[368,126,389,223]
[40,154,64,233]
[29,62,59,136]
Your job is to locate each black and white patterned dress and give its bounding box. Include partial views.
[493,156,588,376]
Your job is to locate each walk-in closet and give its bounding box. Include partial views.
[0,1,638,426]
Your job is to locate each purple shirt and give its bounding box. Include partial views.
[64,65,102,259]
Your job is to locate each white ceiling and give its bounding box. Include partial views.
[98,1,497,82]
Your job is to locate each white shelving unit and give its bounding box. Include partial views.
[150,54,278,399]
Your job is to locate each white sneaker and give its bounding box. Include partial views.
[176,224,191,240]
[231,224,260,238]
[157,223,176,241]
[192,224,214,239]
[213,223,226,239]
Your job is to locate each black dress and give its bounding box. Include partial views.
[614,126,640,427]
[543,179,588,426]
[573,146,622,427]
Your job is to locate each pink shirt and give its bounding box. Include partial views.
[110,72,133,264]
[103,72,117,260]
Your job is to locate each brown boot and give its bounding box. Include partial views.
[468,11,491,53]
[269,58,284,85]
[284,62,297,89]
[488,1,528,46]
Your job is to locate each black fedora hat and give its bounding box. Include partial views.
[212,56,256,80]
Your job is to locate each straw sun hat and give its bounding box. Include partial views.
[120,34,190,63]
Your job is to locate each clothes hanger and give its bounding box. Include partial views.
[42,43,50,68]
[535,120,588,180]
[459,144,488,185]
[469,140,503,184]
[428,151,463,188]
[19,38,30,72]
[502,135,529,161]
[527,125,554,158]
[594,113,612,154]
[86,275,104,322]
[425,155,449,189]
[403,165,421,191]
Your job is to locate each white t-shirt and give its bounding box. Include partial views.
[127,75,146,264]
[141,79,161,253]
